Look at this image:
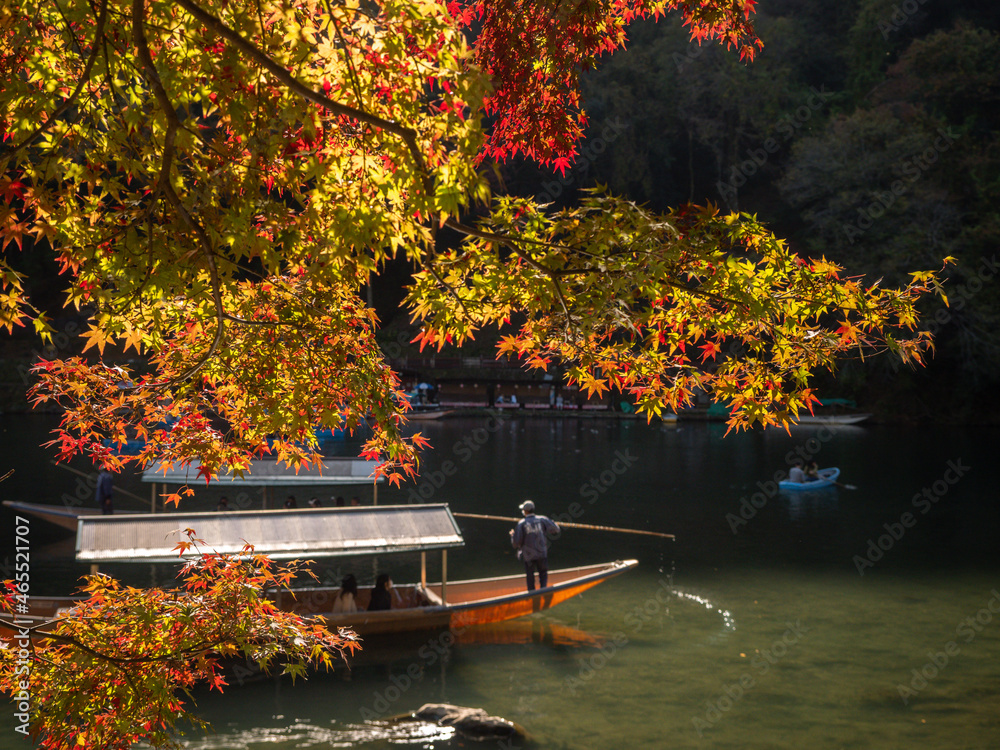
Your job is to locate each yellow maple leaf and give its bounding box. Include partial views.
[80,324,110,355]
[121,325,144,354]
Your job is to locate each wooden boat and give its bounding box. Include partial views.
[281,561,636,636]
[2,500,100,532]
[791,413,870,425]
[4,451,386,526]
[141,456,386,510]
[779,467,841,491]
[2,504,637,641]
[407,408,454,420]
[2,563,636,641]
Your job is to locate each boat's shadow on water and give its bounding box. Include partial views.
[221,615,607,683]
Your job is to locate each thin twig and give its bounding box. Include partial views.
[4,0,110,156]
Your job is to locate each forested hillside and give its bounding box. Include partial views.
[2,0,996,424]
[504,0,1000,422]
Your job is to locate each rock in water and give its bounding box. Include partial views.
[413,703,527,742]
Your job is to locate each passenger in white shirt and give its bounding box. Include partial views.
[332,574,359,614]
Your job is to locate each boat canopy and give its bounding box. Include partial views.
[140,458,385,486]
[75,504,464,563]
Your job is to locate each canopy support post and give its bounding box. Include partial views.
[373,480,378,506]
[150,482,157,513]
[441,549,447,605]
[262,487,267,509]
[421,552,427,588]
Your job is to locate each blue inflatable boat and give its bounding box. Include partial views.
[779,467,840,490]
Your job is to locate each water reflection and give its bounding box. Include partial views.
[782,486,840,523]
[2,416,999,749]
[184,718,456,750]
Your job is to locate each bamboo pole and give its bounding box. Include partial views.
[453,512,675,540]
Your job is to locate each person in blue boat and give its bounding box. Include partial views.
[510,500,560,591]
[805,461,821,482]
[788,462,807,484]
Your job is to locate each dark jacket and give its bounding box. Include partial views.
[511,514,559,563]
[369,587,392,611]
[95,471,113,504]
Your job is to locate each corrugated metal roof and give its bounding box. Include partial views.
[75,504,464,562]
[141,458,384,486]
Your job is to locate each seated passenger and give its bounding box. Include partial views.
[332,574,359,614]
[368,574,393,611]
[805,461,821,482]
[413,584,443,607]
[788,464,807,484]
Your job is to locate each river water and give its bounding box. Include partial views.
[1,414,999,749]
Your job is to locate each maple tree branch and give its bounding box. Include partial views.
[445,217,576,254]
[170,0,433,193]
[131,0,178,198]
[220,311,311,329]
[4,0,109,157]
[423,261,473,321]
[2,617,244,670]
[132,0,226,386]
[656,277,749,310]
[447,216,745,322]
[508,244,575,329]
[328,8,366,112]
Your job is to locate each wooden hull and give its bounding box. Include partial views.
[792,413,871,425]
[407,409,453,420]
[2,501,100,531]
[4,561,637,643]
[292,560,637,635]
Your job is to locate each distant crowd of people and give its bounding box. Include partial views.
[212,494,364,511]
[280,494,361,509]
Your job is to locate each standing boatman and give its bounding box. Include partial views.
[95,469,114,515]
[509,500,559,591]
